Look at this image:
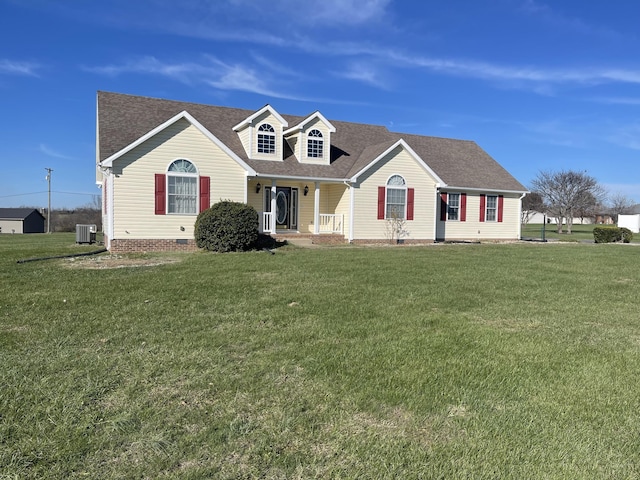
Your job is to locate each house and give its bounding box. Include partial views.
[0,208,46,234]
[618,214,640,233]
[96,92,528,252]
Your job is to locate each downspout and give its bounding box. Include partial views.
[518,192,527,240]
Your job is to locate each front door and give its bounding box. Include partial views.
[264,187,298,230]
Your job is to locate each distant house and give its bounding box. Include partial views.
[0,208,46,234]
[96,92,528,252]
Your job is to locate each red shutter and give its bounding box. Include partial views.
[498,195,504,222]
[406,188,414,220]
[199,176,210,213]
[440,193,447,221]
[377,186,385,219]
[155,174,166,215]
[460,193,467,222]
[479,194,486,222]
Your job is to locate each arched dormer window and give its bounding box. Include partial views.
[167,159,198,214]
[386,175,407,219]
[257,123,275,154]
[307,129,323,158]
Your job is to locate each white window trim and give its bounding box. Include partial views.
[485,194,498,222]
[307,129,324,159]
[447,192,461,222]
[257,123,276,155]
[385,174,407,220]
[167,158,199,215]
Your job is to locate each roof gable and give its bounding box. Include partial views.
[232,104,288,131]
[349,139,445,184]
[283,111,336,135]
[100,109,256,175]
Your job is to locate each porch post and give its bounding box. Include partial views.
[314,181,320,234]
[349,182,355,242]
[270,180,277,234]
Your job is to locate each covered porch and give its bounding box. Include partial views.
[247,178,349,238]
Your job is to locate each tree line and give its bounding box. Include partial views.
[524,169,636,234]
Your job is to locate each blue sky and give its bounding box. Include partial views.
[2,0,640,209]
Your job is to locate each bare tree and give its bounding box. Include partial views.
[521,192,545,224]
[531,170,605,234]
[608,192,635,223]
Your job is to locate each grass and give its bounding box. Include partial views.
[2,234,640,478]
[521,222,603,241]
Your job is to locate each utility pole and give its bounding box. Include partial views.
[45,167,53,233]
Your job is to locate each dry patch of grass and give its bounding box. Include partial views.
[64,254,181,269]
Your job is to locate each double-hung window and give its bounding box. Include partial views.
[257,123,275,154]
[167,159,198,214]
[447,193,460,221]
[307,129,323,158]
[485,195,498,222]
[386,175,407,219]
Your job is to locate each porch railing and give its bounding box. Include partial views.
[319,214,343,234]
[261,212,274,233]
[260,212,343,234]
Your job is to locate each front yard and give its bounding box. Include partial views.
[2,234,640,478]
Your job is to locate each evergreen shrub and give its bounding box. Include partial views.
[194,201,258,252]
[593,226,633,244]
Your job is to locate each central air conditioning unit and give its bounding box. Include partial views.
[76,224,97,244]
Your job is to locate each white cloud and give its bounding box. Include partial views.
[39,144,73,159]
[334,62,389,89]
[85,55,315,101]
[0,59,40,76]
[607,124,640,151]
[590,97,640,106]
[229,0,390,26]
[519,0,625,41]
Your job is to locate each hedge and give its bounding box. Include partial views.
[593,226,633,244]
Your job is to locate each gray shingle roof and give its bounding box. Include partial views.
[97,91,526,192]
[0,208,44,220]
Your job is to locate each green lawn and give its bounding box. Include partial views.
[521,222,602,241]
[2,234,640,478]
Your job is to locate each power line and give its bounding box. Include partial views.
[0,191,48,198]
[0,190,97,199]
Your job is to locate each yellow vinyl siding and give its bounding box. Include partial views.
[353,146,438,240]
[437,193,521,240]
[111,119,246,239]
[236,125,251,158]
[251,112,284,161]
[294,117,331,165]
[246,179,263,213]
[326,183,350,238]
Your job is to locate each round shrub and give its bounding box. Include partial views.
[194,201,258,252]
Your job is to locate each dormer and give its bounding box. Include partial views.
[284,111,336,165]
[232,105,288,161]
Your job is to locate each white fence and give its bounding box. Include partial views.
[318,214,343,234]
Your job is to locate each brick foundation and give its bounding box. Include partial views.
[109,238,198,253]
[350,238,438,245]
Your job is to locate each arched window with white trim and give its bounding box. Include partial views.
[257,123,275,154]
[307,129,323,158]
[167,159,198,214]
[386,174,407,219]
[377,175,414,221]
